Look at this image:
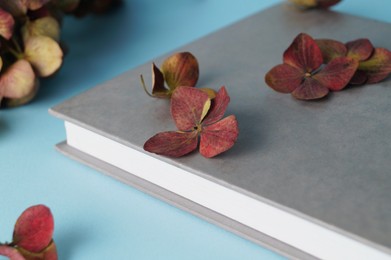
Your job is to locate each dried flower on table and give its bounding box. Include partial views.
[0,204,57,260]
[316,38,391,85]
[141,52,200,98]
[265,33,358,100]
[144,86,239,158]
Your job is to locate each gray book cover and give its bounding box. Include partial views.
[50,4,391,259]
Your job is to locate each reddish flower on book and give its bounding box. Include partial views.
[140,52,200,98]
[287,0,341,9]
[144,86,239,158]
[0,204,58,260]
[265,33,358,100]
[316,38,391,85]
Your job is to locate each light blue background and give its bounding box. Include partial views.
[1,0,390,259]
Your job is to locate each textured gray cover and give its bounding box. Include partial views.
[50,3,391,255]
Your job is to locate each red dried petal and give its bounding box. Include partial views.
[144,131,198,157]
[265,64,303,93]
[316,39,347,63]
[0,8,14,40]
[314,57,358,91]
[0,245,25,260]
[200,115,239,158]
[151,63,169,97]
[13,205,54,253]
[202,86,230,126]
[346,38,374,62]
[291,77,329,100]
[358,48,391,84]
[171,87,210,131]
[283,33,323,72]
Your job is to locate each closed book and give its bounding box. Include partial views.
[50,4,391,259]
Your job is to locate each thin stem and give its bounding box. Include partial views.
[140,74,153,97]
[8,48,23,59]
[11,37,22,54]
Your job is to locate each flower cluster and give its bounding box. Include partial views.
[0,0,121,108]
[142,52,239,158]
[0,205,57,260]
[265,33,391,100]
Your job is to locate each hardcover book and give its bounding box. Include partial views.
[50,4,391,259]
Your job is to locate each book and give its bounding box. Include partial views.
[50,4,391,259]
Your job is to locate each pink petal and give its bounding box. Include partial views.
[171,86,210,131]
[200,115,239,158]
[316,39,347,63]
[144,131,198,157]
[13,204,54,253]
[0,8,14,40]
[291,77,329,100]
[0,59,36,99]
[346,38,374,61]
[265,64,303,93]
[202,86,230,125]
[283,33,323,72]
[314,57,359,91]
[0,246,25,260]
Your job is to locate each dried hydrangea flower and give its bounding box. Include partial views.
[0,205,57,260]
[144,86,239,158]
[265,33,358,100]
[316,38,391,85]
[141,52,199,98]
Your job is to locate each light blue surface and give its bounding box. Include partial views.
[1,0,390,259]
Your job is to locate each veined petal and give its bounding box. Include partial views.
[144,131,198,157]
[162,52,199,90]
[316,39,347,63]
[283,33,323,72]
[0,59,36,99]
[314,57,358,91]
[265,64,303,93]
[358,48,391,84]
[346,38,374,62]
[21,16,60,42]
[13,205,54,253]
[171,86,210,131]
[24,36,63,77]
[200,115,239,158]
[0,8,14,40]
[202,86,230,125]
[292,77,329,100]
